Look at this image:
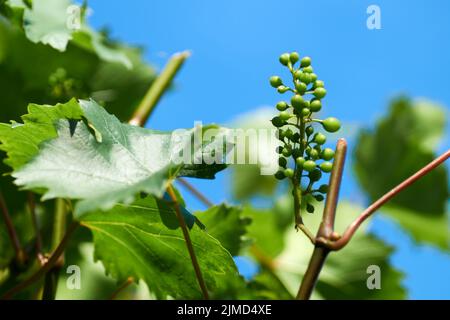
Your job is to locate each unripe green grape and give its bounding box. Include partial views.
[313,80,324,88]
[284,128,294,138]
[314,194,324,202]
[271,116,285,127]
[321,148,334,161]
[322,117,341,133]
[276,101,288,111]
[279,53,290,66]
[282,147,292,157]
[310,73,318,82]
[320,161,333,173]
[295,82,307,94]
[309,148,319,160]
[275,170,286,180]
[303,160,316,172]
[298,72,311,84]
[277,85,289,93]
[313,87,327,99]
[313,133,327,145]
[289,52,300,64]
[313,144,322,152]
[301,108,310,117]
[296,157,305,167]
[270,76,283,88]
[303,66,313,73]
[291,133,301,143]
[318,184,329,194]
[284,168,294,178]
[291,94,304,109]
[279,111,291,121]
[305,126,314,136]
[278,157,287,167]
[309,99,322,112]
[300,56,311,68]
[292,148,302,158]
[306,203,315,213]
[276,146,283,154]
[309,169,322,181]
[276,130,285,141]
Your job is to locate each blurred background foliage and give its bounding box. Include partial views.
[0,0,448,300]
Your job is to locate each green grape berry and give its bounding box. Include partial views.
[278,157,287,167]
[284,128,294,138]
[313,87,327,99]
[309,99,322,112]
[270,76,283,88]
[306,203,315,213]
[292,148,302,158]
[298,72,311,84]
[279,53,290,66]
[271,116,285,127]
[295,82,307,94]
[277,85,289,93]
[321,148,334,161]
[310,73,318,82]
[309,169,322,181]
[313,80,324,88]
[296,157,305,167]
[289,52,300,64]
[305,126,314,136]
[309,148,319,159]
[282,147,292,157]
[314,194,325,202]
[320,161,333,173]
[313,133,327,145]
[291,94,304,109]
[291,133,301,143]
[284,168,294,178]
[276,130,285,140]
[279,111,291,121]
[276,101,288,111]
[275,170,286,180]
[303,160,316,172]
[322,117,341,132]
[276,146,283,154]
[303,66,313,73]
[318,184,329,194]
[301,108,310,117]
[300,56,311,68]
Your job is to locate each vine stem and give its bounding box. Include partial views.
[129,51,191,126]
[166,184,209,299]
[1,222,79,300]
[317,148,450,250]
[109,277,134,300]
[0,190,26,265]
[296,138,347,300]
[27,193,44,264]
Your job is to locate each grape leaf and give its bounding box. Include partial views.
[0,99,230,216]
[276,202,406,299]
[80,196,240,299]
[195,204,251,256]
[354,97,449,249]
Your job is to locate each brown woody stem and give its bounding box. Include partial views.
[296,138,347,300]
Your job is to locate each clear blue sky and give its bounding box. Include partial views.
[88,0,450,299]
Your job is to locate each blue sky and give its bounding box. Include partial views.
[88,0,449,299]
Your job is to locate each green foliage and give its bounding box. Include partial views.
[80,196,240,299]
[0,99,229,216]
[195,204,251,256]
[354,97,449,249]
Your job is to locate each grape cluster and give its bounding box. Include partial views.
[270,52,341,214]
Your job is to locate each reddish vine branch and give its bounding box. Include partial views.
[316,148,450,251]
